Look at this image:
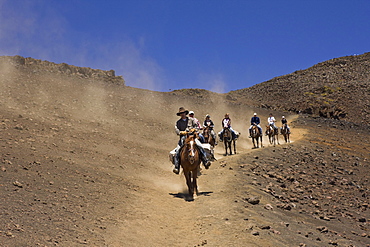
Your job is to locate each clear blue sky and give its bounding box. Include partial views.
[1,0,369,93]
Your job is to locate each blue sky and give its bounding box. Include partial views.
[0,0,369,93]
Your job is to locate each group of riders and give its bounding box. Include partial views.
[172,107,290,174]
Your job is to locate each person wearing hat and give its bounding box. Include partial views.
[281,116,291,134]
[173,107,211,174]
[266,113,278,135]
[203,114,217,145]
[248,112,262,137]
[218,113,237,142]
[189,110,205,143]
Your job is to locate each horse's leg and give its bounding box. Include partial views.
[233,140,236,154]
[192,169,198,196]
[184,171,193,196]
[224,141,228,156]
[260,135,262,147]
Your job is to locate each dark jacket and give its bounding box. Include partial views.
[175,117,197,135]
[203,119,214,129]
[251,116,260,125]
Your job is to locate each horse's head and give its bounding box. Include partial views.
[184,134,197,164]
[223,127,232,141]
[251,125,258,134]
[202,126,209,137]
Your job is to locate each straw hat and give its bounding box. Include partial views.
[176,107,189,116]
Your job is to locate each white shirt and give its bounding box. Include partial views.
[268,116,276,125]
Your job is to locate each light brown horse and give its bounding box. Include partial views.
[281,123,290,143]
[180,131,201,197]
[202,126,215,148]
[223,127,236,155]
[266,124,279,146]
[251,125,263,148]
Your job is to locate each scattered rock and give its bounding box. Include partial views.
[264,204,273,210]
[247,196,260,205]
[13,181,23,188]
[358,218,366,222]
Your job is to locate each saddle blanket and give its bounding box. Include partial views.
[169,143,214,164]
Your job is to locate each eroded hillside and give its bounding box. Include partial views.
[227,52,370,126]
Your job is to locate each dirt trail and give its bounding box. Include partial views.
[105,116,305,247]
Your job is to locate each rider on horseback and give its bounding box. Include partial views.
[203,114,217,145]
[189,111,205,143]
[173,107,211,174]
[266,113,278,135]
[248,113,262,138]
[281,116,291,134]
[218,113,237,142]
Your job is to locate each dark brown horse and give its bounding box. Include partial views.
[266,124,279,146]
[180,131,201,197]
[281,123,290,143]
[251,125,263,148]
[202,126,215,148]
[223,127,236,155]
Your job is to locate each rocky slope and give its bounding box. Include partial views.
[227,52,370,126]
[0,55,124,85]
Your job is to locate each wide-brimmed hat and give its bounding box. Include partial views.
[205,114,210,118]
[176,107,189,116]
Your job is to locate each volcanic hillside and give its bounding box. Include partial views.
[227,52,370,127]
[0,55,369,247]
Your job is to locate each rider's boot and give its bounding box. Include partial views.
[219,133,223,142]
[201,156,211,169]
[199,148,211,169]
[248,129,252,138]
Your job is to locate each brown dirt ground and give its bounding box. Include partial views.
[1,65,369,247]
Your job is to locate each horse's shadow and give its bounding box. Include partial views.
[169,191,213,202]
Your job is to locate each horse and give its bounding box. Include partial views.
[180,130,201,197]
[281,123,290,143]
[223,127,237,155]
[266,124,279,146]
[202,126,215,148]
[251,125,263,148]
